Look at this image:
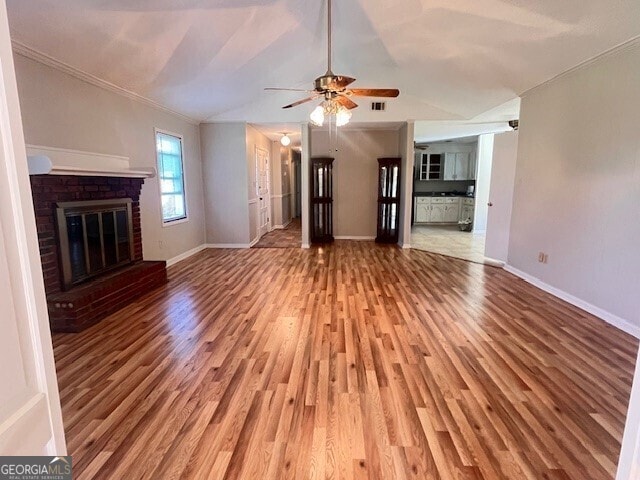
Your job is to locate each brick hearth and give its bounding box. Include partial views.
[30,174,167,332]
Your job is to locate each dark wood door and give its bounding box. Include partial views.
[310,157,334,243]
[376,157,401,243]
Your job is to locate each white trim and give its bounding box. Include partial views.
[520,35,640,98]
[161,217,189,228]
[155,128,189,226]
[334,236,376,241]
[270,193,292,199]
[165,244,207,267]
[504,265,640,339]
[12,41,200,125]
[26,144,155,178]
[399,242,411,249]
[302,243,311,249]
[272,219,293,230]
[206,243,251,249]
[248,198,258,205]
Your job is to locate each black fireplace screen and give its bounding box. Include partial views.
[56,199,135,289]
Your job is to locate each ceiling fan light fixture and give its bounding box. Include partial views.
[335,105,352,127]
[280,133,291,146]
[310,105,325,127]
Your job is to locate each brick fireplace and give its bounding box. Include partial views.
[30,174,167,332]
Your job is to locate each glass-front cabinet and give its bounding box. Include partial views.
[417,152,443,181]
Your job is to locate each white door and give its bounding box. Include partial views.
[256,147,270,238]
[0,0,66,456]
[484,131,518,262]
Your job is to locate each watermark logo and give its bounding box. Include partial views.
[0,456,72,480]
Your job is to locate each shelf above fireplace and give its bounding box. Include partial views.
[26,144,156,178]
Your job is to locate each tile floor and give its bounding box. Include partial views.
[411,224,501,266]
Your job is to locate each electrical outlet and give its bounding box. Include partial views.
[538,252,549,264]
[158,240,164,250]
[543,254,549,264]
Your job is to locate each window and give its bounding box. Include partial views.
[155,130,187,223]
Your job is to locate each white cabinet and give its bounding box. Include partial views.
[444,198,460,222]
[459,198,475,222]
[444,152,472,181]
[469,151,477,180]
[417,152,443,181]
[414,196,462,224]
[415,198,431,223]
[430,201,446,223]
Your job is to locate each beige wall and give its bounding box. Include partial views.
[311,129,401,238]
[508,43,640,333]
[200,123,250,246]
[14,54,205,261]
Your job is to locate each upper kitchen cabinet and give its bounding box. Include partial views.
[416,151,443,181]
[444,152,473,181]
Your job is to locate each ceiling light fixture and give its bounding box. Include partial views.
[280,133,291,146]
[309,96,352,127]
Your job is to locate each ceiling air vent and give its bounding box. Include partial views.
[371,102,386,111]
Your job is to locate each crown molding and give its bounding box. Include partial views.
[11,40,201,125]
[520,35,640,99]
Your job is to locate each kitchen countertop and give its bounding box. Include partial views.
[414,192,475,198]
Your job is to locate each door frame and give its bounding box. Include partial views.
[0,0,66,455]
[255,146,272,239]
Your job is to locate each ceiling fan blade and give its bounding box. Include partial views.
[282,94,321,109]
[348,88,400,98]
[336,95,358,110]
[265,87,315,93]
[328,75,356,90]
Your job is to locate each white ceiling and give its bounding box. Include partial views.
[7,0,640,124]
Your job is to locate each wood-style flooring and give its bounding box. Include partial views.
[253,218,301,248]
[52,241,638,479]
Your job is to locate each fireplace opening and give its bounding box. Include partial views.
[56,199,135,290]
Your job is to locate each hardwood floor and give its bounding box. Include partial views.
[253,218,301,248]
[52,242,638,479]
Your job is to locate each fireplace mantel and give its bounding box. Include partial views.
[26,145,156,178]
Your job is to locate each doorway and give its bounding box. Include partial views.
[255,146,271,240]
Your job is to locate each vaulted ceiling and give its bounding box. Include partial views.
[7,0,640,124]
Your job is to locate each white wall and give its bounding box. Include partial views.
[311,129,401,238]
[508,43,640,333]
[485,131,518,262]
[200,123,250,246]
[617,348,640,480]
[14,54,205,261]
[473,134,494,233]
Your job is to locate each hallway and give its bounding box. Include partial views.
[253,218,301,248]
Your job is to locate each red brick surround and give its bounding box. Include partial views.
[29,175,167,331]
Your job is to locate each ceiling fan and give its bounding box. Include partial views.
[265,0,399,125]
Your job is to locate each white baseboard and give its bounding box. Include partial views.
[206,243,251,249]
[166,244,207,267]
[504,265,640,339]
[302,243,311,249]
[272,219,292,230]
[399,242,411,249]
[249,237,260,247]
[334,236,375,241]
